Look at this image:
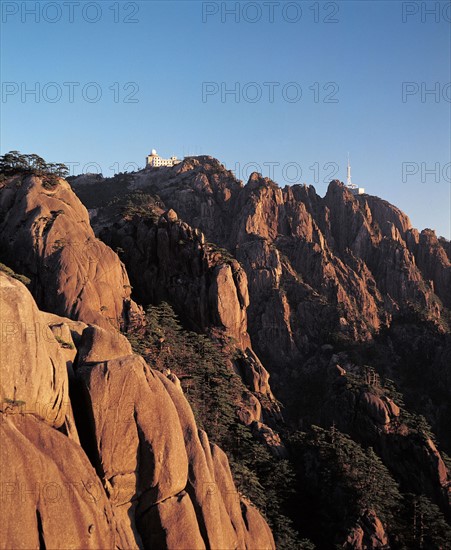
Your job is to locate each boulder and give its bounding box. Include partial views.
[77,325,132,364]
[344,510,388,549]
[41,311,88,346]
[360,392,391,425]
[0,175,141,331]
[251,422,288,458]
[0,415,115,550]
[77,354,188,547]
[241,499,276,550]
[210,263,249,348]
[0,272,68,428]
[158,373,275,550]
[237,391,262,425]
[143,491,205,550]
[156,372,235,549]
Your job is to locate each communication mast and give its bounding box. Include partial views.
[345,153,365,195]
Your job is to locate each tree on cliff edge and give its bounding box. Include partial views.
[0,151,68,179]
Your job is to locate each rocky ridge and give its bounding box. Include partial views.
[85,157,449,370]
[0,174,141,331]
[0,270,275,550]
[70,156,451,546]
[0,173,276,550]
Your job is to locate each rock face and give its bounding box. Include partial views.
[75,309,275,549]
[3,155,451,548]
[0,272,116,549]
[98,205,281,439]
[100,209,251,350]
[345,510,389,549]
[1,415,116,550]
[92,158,448,372]
[407,228,451,308]
[0,272,68,427]
[0,270,275,550]
[0,175,140,331]
[72,158,451,543]
[295,351,451,514]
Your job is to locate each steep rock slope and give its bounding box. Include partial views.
[101,206,251,350]
[97,203,284,456]
[2,152,450,548]
[70,158,451,546]
[0,270,275,549]
[292,351,449,512]
[0,272,116,549]
[75,326,275,549]
[98,204,275,391]
[0,171,277,549]
[73,157,449,370]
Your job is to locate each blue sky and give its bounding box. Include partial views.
[1,0,450,237]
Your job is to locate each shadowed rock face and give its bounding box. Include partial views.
[0,271,275,550]
[72,159,451,518]
[0,175,141,331]
[100,209,251,350]
[93,159,448,372]
[101,204,291,460]
[344,511,388,549]
[98,205,283,443]
[321,353,450,512]
[0,173,276,549]
[76,329,276,550]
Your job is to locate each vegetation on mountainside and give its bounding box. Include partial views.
[127,302,451,548]
[127,302,306,549]
[120,191,163,222]
[0,262,31,286]
[72,173,136,208]
[264,338,451,547]
[298,316,451,458]
[289,426,451,549]
[73,173,164,224]
[355,320,451,456]
[0,151,69,184]
[289,426,401,545]
[400,493,451,549]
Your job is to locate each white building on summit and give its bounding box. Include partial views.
[145,149,181,168]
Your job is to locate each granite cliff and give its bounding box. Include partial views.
[1,152,450,549]
[71,155,451,547]
[0,171,275,550]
